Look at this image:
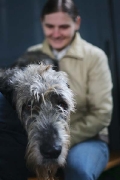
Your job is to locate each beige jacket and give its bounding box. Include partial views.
[28,33,113,147]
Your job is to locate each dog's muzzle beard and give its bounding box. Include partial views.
[24,115,70,180]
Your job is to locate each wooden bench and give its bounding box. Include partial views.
[28,151,120,180]
[104,151,120,171]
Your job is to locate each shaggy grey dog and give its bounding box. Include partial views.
[0,58,75,180]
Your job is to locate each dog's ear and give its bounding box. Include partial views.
[0,68,14,103]
[0,68,6,91]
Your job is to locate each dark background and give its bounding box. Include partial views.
[0,0,120,151]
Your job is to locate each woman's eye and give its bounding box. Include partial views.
[45,24,54,29]
[60,25,70,29]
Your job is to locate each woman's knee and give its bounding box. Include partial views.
[65,151,94,180]
[65,165,94,180]
[64,140,109,180]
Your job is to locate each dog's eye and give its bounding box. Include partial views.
[50,92,68,110]
[23,101,32,111]
[27,101,31,107]
[57,100,68,110]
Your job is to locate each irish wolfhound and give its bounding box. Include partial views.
[0,55,75,180]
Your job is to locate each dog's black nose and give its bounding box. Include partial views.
[40,145,62,159]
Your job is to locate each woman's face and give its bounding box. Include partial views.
[42,12,80,51]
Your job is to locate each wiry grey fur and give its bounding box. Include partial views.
[0,63,75,180]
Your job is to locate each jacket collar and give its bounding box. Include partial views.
[42,32,84,60]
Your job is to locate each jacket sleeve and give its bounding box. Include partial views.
[71,51,113,146]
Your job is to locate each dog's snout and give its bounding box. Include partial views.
[40,145,62,159]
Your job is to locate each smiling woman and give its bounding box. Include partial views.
[26,0,113,180]
[0,0,114,180]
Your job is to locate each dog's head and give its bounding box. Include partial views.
[0,63,75,178]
